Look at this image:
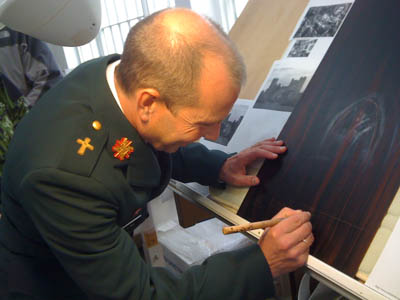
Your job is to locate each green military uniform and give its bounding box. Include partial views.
[0,55,274,299]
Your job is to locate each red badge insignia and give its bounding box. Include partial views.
[112,137,134,161]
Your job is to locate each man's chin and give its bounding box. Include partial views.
[152,141,192,153]
[151,143,180,153]
[163,145,182,153]
[163,143,190,153]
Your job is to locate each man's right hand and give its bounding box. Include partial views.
[258,207,313,278]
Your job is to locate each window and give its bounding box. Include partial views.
[63,0,175,70]
[63,0,248,70]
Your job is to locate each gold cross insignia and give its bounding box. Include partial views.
[112,137,134,161]
[76,137,94,155]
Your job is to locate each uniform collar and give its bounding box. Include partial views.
[106,59,123,112]
[87,54,167,188]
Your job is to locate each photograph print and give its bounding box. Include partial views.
[288,39,318,57]
[253,62,316,112]
[294,3,352,38]
[206,104,249,146]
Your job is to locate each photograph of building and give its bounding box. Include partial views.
[207,104,249,146]
[254,75,307,112]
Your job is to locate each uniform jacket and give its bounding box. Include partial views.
[0,55,274,299]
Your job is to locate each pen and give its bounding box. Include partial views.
[222,218,284,235]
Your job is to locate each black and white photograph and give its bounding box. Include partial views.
[288,39,318,57]
[207,104,249,146]
[283,37,332,61]
[294,3,352,38]
[253,61,317,112]
[200,98,291,153]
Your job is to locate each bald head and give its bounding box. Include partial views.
[116,8,245,112]
[159,8,212,40]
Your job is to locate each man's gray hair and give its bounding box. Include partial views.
[115,8,246,113]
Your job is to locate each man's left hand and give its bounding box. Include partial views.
[218,138,287,187]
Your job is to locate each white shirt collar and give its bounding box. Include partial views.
[106,59,123,112]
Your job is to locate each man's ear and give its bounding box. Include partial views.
[136,88,160,123]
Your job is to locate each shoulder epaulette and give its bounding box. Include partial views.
[59,118,108,177]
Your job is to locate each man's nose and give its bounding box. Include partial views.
[204,123,221,141]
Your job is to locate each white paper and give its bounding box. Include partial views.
[200,98,289,153]
[290,0,354,40]
[366,219,400,300]
[228,108,290,152]
[200,59,319,154]
[200,98,253,152]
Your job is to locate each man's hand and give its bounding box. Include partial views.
[219,138,287,187]
[258,207,313,278]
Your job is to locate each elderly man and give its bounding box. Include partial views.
[0,8,313,300]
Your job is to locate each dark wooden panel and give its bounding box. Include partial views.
[238,0,400,277]
[174,193,214,228]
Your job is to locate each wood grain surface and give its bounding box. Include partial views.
[238,0,400,277]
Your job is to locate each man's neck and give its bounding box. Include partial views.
[113,71,139,131]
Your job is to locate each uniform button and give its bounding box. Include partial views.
[92,120,102,130]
